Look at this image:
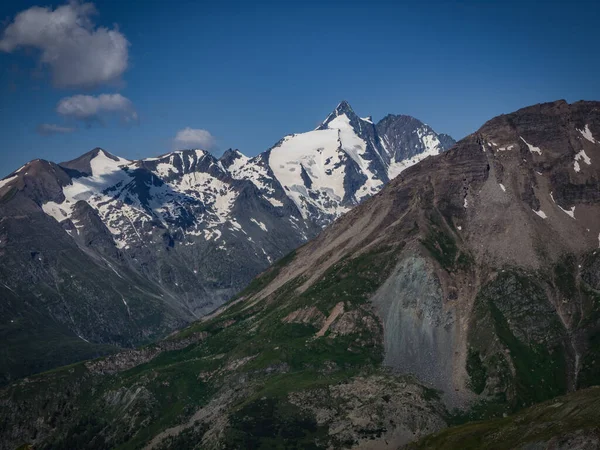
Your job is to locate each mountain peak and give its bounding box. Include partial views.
[334,100,354,114]
[317,100,358,130]
[86,147,119,161]
[60,147,126,176]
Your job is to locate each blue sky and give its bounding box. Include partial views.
[1,0,599,177]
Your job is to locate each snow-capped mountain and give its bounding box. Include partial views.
[33,100,452,257]
[245,100,453,226]
[0,101,453,383]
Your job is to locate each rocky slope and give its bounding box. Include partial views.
[0,102,453,384]
[0,99,597,449]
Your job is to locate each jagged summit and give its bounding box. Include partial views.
[219,148,247,170]
[143,148,210,161]
[334,99,354,114]
[219,148,244,161]
[317,100,359,130]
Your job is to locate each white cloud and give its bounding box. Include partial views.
[36,123,76,135]
[56,93,137,123]
[0,1,129,88]
[173,128,216,149]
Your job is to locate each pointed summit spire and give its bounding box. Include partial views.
[335,100,354,115]
[317,100,358,130]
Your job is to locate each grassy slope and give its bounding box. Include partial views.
[407,386,600,450]
[4,245,436,450]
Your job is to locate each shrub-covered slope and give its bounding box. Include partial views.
[406,386,600,450]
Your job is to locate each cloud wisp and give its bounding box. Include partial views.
[0,1,129,88]
[36,123,76,135]
[173,128,216,150]
[56,93,138,124]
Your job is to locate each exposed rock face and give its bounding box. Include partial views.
[371,255,457,402]
[288,375,447,449]
[282,306,326,327]
[84,331,208,375]
[0,102,453,383]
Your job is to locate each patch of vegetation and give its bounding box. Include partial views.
[420,213,473,272]
[578,330,600,389]
[0,292,119,387]
[466,348,487,395]
[0,186,18,204]
[295,247,399,313]
[223,397,327,449]
[466,270,568,416]
[43,416,110,450]
[448,397,512,426]
[489,300,566,407]
[409,387,600,450]
[553,254,577,299]
[421,227,458,271]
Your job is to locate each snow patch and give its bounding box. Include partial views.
[573,150,592,172]
[533,209,547,219]
[226,151,251,174]
[261,247,273,263]
[327,114,383,196]
[520,136,542,155]
[269,127,348,218]
[557,204,576,219]
[499,183,506,192]
[0,175,18,190]
[42,201,72,222]
[497,144,515,151]
[267,198,284,207]
[577,125,597,143]
[250,218,268,232]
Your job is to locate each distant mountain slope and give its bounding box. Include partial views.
[0,100,597,450]
[0,102,453,383]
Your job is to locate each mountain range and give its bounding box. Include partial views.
[0,101,454,384]
[1,99,598,450]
